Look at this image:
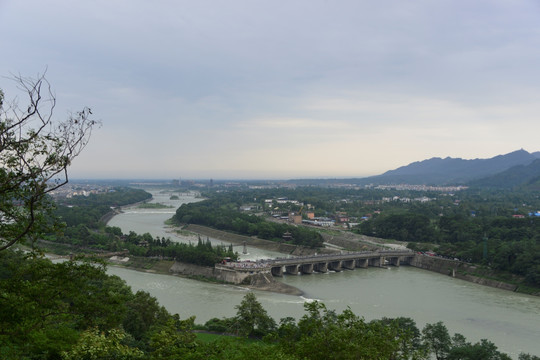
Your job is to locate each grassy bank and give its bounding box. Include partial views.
[457,267,540,296]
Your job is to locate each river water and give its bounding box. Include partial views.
[107,189,540,357]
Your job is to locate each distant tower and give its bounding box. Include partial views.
[242,241,247,254]
[209,178,214,187]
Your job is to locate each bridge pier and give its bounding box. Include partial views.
[285,264,299,275]
[271,266,283,277]
[355,258,368,268]
[328,261,342,272]
[300,263,314,274]
[314,262,328,273]
[342,259,355,270]
[400,256,412,265]
[265,250,415,278]
[369,257,386,267]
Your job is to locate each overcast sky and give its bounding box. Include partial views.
[1,0,539,179]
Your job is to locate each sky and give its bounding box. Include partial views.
[1,0,539,180]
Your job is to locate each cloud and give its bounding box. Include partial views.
[2,0,540,179]
[236,117,347,130]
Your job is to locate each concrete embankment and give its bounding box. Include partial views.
[169,261,303,296]
[100,208,121,225]
[410,255,520,292]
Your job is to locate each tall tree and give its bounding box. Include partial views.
[234,292,276,337]
[0,72,98,251]
[61,328,144,360]
[422,321,451,360]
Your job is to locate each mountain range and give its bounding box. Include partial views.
[467,158,540,190]
[364,149,540,188]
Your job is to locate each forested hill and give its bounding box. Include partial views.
[468,158,540,190]
[368,149,539,185]
[54,187,152,228]
[289,149,540,187]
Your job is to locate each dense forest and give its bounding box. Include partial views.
[356,209,540,287]
[173,193,324,248]
[54,187,152,228]
[46,188,237,266]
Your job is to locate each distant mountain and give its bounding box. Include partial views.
[468,158,540,190]
[364,149,538,185]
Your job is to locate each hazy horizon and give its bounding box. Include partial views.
[2,1,539,179]
[65,148,537,181]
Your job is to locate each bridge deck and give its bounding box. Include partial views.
[269,250,414,266]
[219,250,415,272]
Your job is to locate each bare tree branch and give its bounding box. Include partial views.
[0,71,100,251]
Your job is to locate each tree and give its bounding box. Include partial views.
[447,339,511,360]
[422,321,451,360]
[122,290,170,346]
[234,292,276,337]
[0,72,98,251]
[61,328,144,360]
[148,317,198,360]
[202,338,295,360]
[290,301,413,359]
[519,354,540,360]
[376,316,425,357]
[0,250,133,358]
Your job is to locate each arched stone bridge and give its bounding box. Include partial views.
[266,250,415,277]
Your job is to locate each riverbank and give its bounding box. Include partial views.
[182,224,540,296]
[108,256,304,296]
[102,197,539,298]
[100,196,153,225]
[183,224,340,256]
[170,261,303,295]
[410,254,540,296]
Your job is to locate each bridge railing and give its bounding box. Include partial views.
[217,250,415,269]
[268,250,414,266]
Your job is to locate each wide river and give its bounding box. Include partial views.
[107,189,540,358]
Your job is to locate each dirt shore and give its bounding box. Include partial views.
[183,224,341,256]
[110,255,305,296]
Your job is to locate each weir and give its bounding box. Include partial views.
[261,250,415,278]
[285,264,299,275]
[328,261,342,272]
[342,259,355,270]
[271,266,283,277]
[356,258,368,268]
[300,263,314,274]
[313,262,328,273]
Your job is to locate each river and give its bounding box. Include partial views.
[107,189,540,358]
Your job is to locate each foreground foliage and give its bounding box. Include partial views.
[1,249,537,359]
[0,250,169,359]
[0,74,97,252]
